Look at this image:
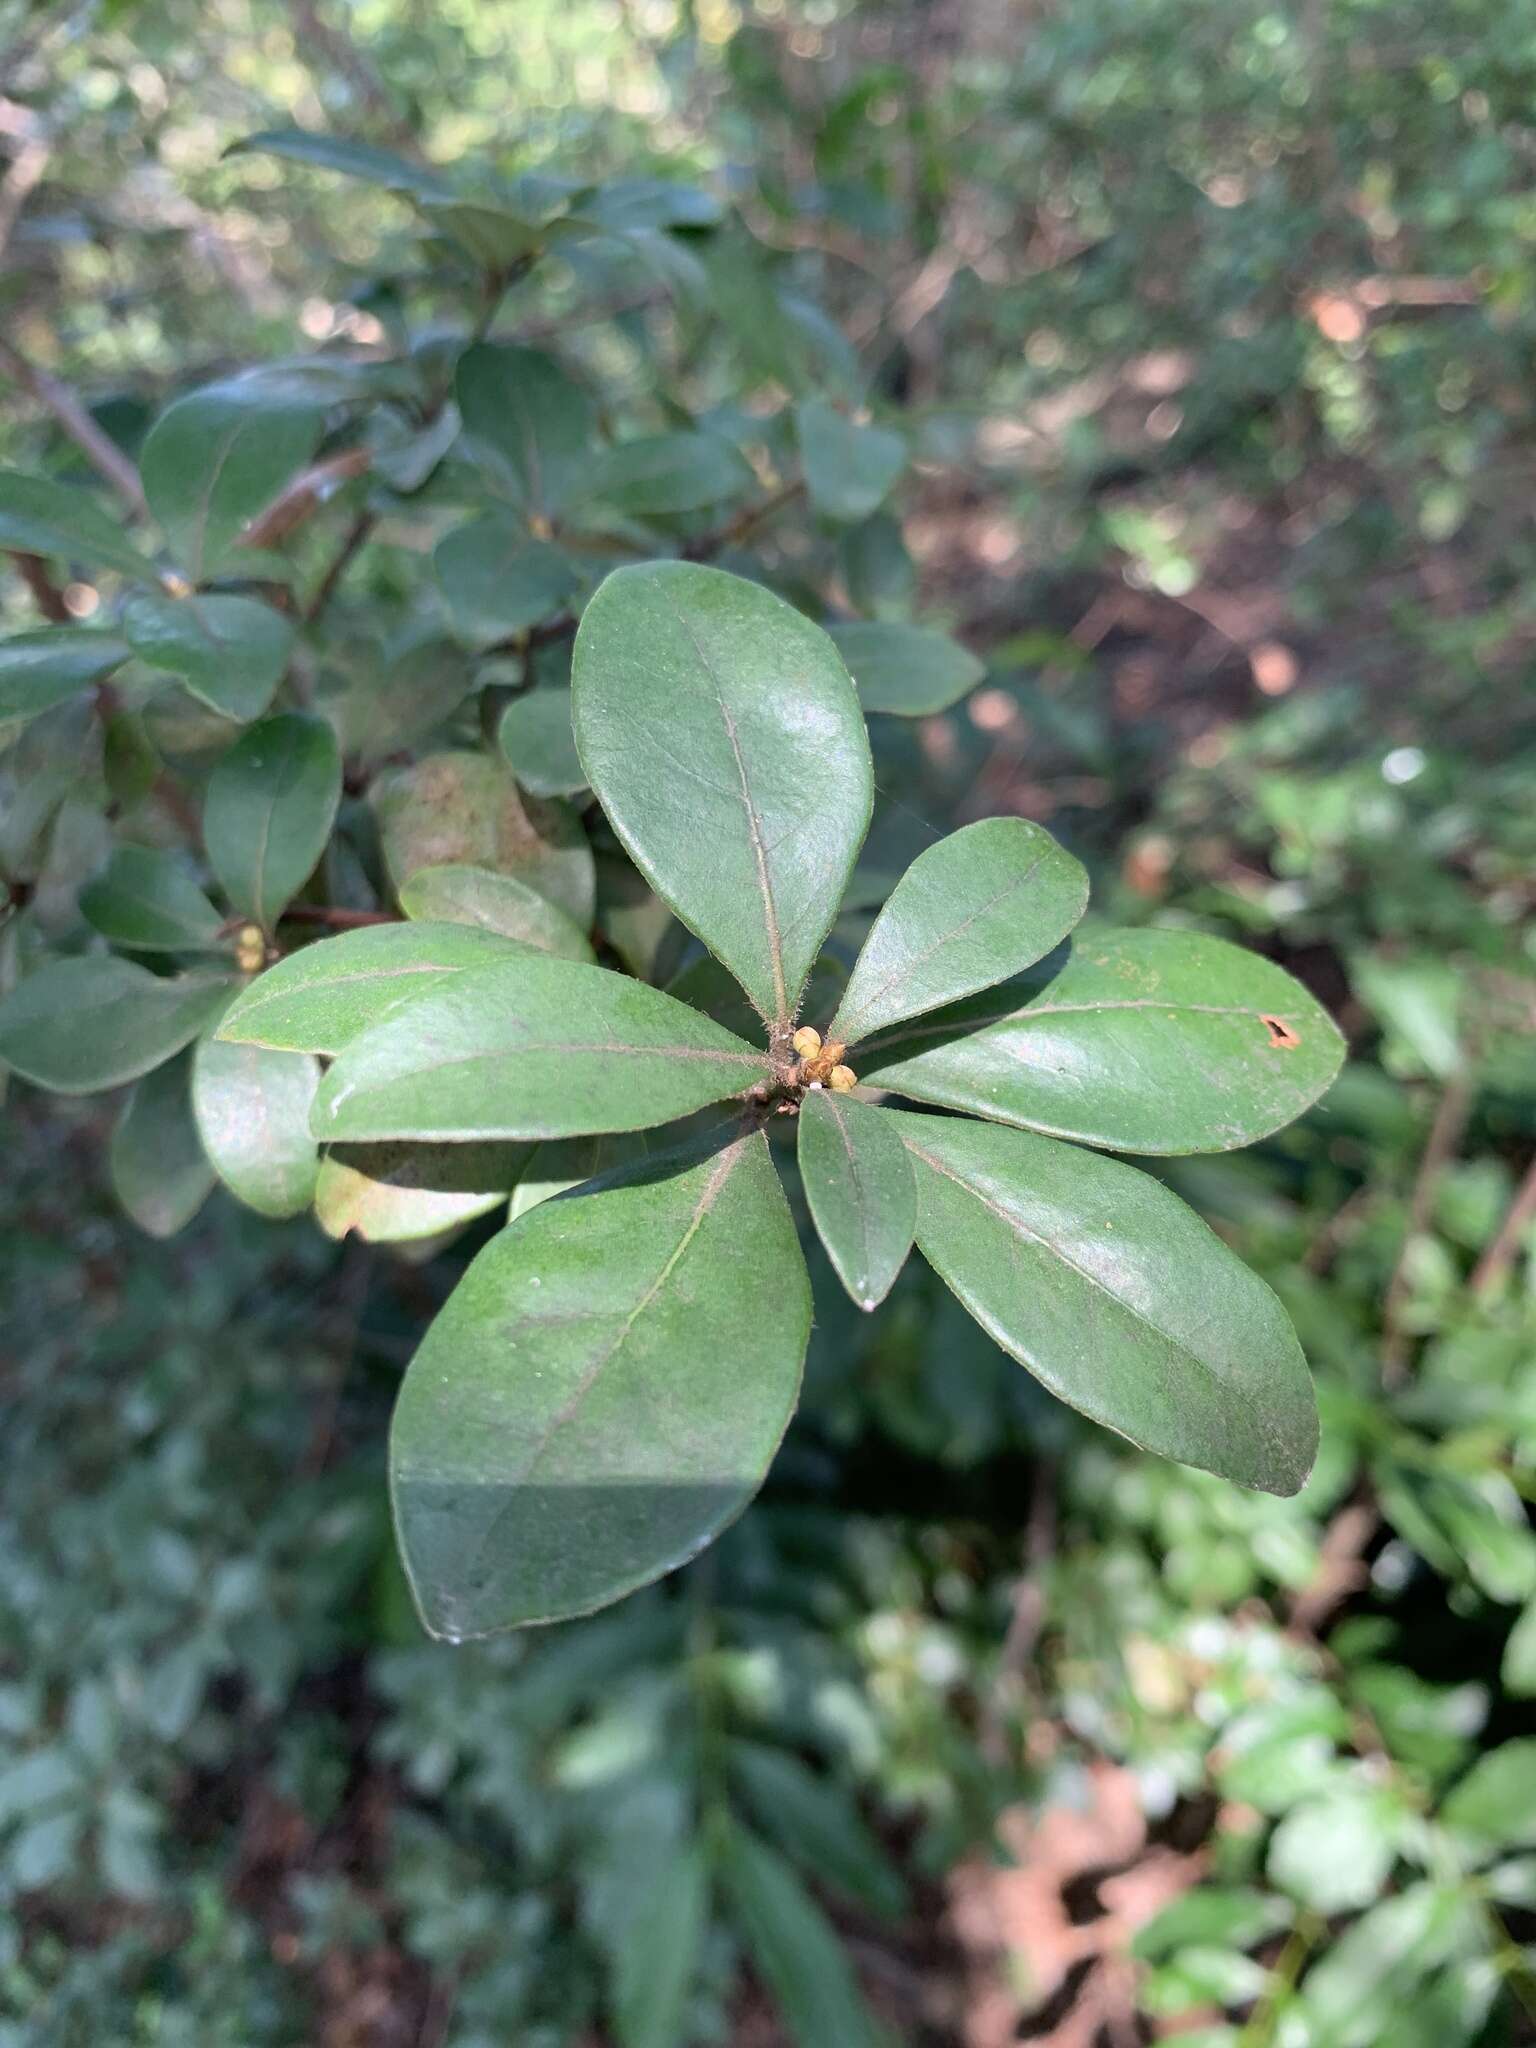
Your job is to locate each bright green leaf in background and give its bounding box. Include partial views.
[572,562,871,1030]
[897,1111,1319,1493]
[203,713,341,932]
[829,817,1089,1045]
[0,631,130,724]
[123,591,296,723]
[861,926,1345,1154]
[313,956,770,1143]
[390,1128,807,1632]
[316,1140,526,1244]
[798,1090,915,1311]
[192,1038,321,1219]
[399,863,594,959]
[828,620,985,715]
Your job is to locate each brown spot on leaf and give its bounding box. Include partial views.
[1261,1013,1301,1049]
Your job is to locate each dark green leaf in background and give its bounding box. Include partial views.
[728,1741,907,1917]
[204,713,341,931]
[109,1052,216,1238]
[139,381,323,578]
[897,1111,1319,1494]
[455,343,594,518]
[798,1090,915,1311]
[862,927,1345,1154]
[719,1825,889,2048]
[0,957,232,1094]
[434,518,581,643]
[316,1140,526,1243]
[828,621,985,715]
[79,846,223,953]
[0,632,131,724]
[225,126,449,200]
[829,817,1089,1046]
[192,1037,321,1218]
[498,690,588,798]
[399,863,594,959]
[0,470,156,581]
[572,562,871,1030]
[314,956,770,1143]
[610,1840,708,2048]
[575,431,754,516]
[796,400,906,523]
[390,1128,808,1632]
[217,921,531,1054]
[123,591,295,723]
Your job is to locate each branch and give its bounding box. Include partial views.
[0,337,149,515]
[681,477,804,561]
[1470,1150,1536,1299]
[1380,1068,1476,1387]
[9,550,68,620]
[305,508,377,623]
[285,0,423,160]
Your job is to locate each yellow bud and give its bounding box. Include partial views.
[828,1065,857,1092]
[792,1026,822,1058]
[235,923,266,975]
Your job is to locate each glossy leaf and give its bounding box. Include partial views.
[862,926,1346,1154]
[314,956,770,1143]
[399,864,594,960]
[110,1053,216,1238]
[896,1112,1318,1494]
[611,1841,708,2048]
[225,126,448,200]
[828,621,985,715]
[798,1090,915,1311]
[316,1141,526,1243]
[79,846,223,952]
[434,518,580,643]
[390,1128,808,1632]
[829,818,1089,1046]
[123,591,295,722]
[192,1038,320,1219]
[216,922,531,1054]
[0,470,156,580]
[0,957,232,1094]
[572,562,871,1029]
[576,431,753,516]
[204,714,341,932]
[455,343,594,518]
[509,1127,675,1221]
[498,691,587,797]
[719,1826,889,2048]
[796,400,906,523]
[374,750,594,928]
[0,632,130,723]
[139,382,323,578]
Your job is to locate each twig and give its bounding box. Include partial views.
[981,1459,1057,1762]
[681,477,804,561]
[1380,1069,1476,1387]
[1470,1151,1536,1299]
[0,337,149,515]
[286,0,423,160]
[9,550,68,620]
[279,904,397,929]
[1287,1490,1379,1637]
[305,508,376,623]
[0,119,48,261]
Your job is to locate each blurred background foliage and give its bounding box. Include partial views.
[3,0,1536,2042]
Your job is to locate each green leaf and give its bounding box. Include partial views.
[390,1127,808,1632]
[123,590,295,722]
[226,126,446,196]
[1352,951,1465,1081]
[1440,1739,1536,1860]
[861,927,1345,1155]
[829,818,1089,1046]
[374,750,594,928]
[499,690,587,797]
[796,401,906,523]
[1267,1784,1403,1912]
[572,562,872,1030]
[216,922,531,1053]
[204,713,341,932]
[1300,1884,1477,2048]
[434,518,580,643]
[719,1825,888,2048]
[399,864,594,960]
[314,956,770,1143]
[416,193,577,267]
[110,1053,216,1238]
[191,1038,320,1218]
[0,957,232,1094]
[1503,1598,1536,1697]
[576,431,754,516]
[728,1741,907,1917]
[139,381,324,578]
[0,470,156,580]
[610,1841,708,2048]
[0,631,131,723]
[510,1127,677,1221]
[79,846,223,952]
[798,1091,914,1312]
[896,1112,1318,1494]
[828,621,985,715]
[455,343,594,518]
[316,1140,526,1243]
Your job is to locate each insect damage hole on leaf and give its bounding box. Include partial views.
[1261,1013,1302,1049]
